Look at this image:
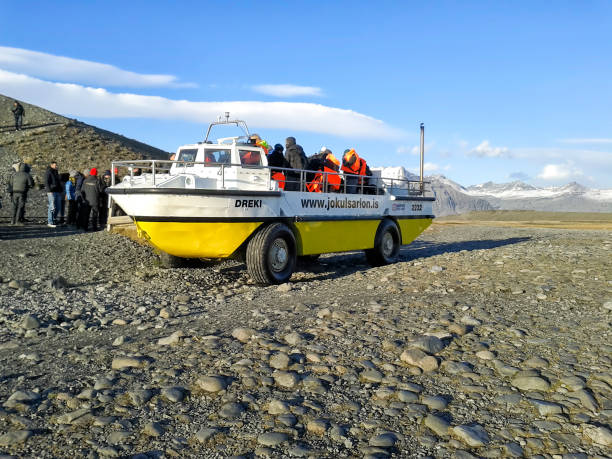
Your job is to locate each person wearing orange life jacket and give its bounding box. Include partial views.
[306,149,341,192]
[341,148,372,194]
[249,134,270,154]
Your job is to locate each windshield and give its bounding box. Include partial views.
[204,149,231,165]
[177,148,198,163]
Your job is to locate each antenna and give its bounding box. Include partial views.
[225,112,230,122]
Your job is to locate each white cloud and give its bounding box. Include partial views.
[512,147,611,165]
[252,84,323,97]
[0,69,402,138]
[0,46,195,88]
[469,140,510,158]
[537,162,583,180]
[396,142,435,155]
[558,138,612,144]
[423,162,439,172]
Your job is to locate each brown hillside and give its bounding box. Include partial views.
[0,93,169,182]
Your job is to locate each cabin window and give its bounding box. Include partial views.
[177,149,198,163]
[203,149,231,165]
[239,149,262,166]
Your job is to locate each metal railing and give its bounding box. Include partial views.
[110,159,432,197]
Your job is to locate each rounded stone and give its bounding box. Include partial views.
[511,376,550,392]
[231,327,255,342]
[369,433,396,447]
[360,369,384,383]
[476,350,495,360]
[421,395,448,411]
[218,402,244,419]
[273,371,299,389]
[268,399,290,415]
[21,314,41,330]
[306,419,328,435]
[197,375,227,393]
[257,431,289,446]
[410,335,445,354]
[284,332,302,346]
[270,352,291,370]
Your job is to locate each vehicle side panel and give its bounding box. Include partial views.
[397,218,433,245]
[135,221,263,258]
[294,220,380,255]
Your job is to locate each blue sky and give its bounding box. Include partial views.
[1,1,611,188]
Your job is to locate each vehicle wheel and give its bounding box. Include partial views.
[246,223,296,284]
[365,219,400,267]
[159,251,188,268]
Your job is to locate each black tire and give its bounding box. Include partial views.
[246,223,296,285]
[159,251,189,268]
[365,219,401,267]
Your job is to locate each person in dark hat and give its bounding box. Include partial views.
[267,144,289,171]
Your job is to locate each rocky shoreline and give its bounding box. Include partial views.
[0,223,610,458]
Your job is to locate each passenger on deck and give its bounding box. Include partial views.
[250,134,270,154]
[341,148,372,194]
[284,137,307,191]
[267,144,289,190]
[306,149,341,192]
[267,144,289,170]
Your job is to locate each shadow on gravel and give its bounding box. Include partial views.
[293,237,532,282]
[0,223,87,240]
[0,122,63,133]
[402,236,532,259]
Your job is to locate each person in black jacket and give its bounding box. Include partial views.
[11,101,24,131]
[7,163,34,225]
[80,168,103,231]
[98,170,112,227]
[284,137,307,191]
[45,161,63,227]
[267,144,289,171]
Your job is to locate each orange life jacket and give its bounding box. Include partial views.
[341,149,367,184]
[242,151,261,165]
[271,171,286,190]
[306,166,341,192]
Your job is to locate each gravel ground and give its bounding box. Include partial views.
[0,222,610,458]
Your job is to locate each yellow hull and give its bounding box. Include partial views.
[136,218,432,258]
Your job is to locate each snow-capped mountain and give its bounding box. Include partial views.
[369,169,611,216]
[462,179,612,213]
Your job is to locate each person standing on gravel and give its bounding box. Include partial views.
[45,161,62,227]
[65,171,78,226]
[98,170,112,227]
[81,168,103,231]
[7,163,34,225]
[11,101,24,131]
